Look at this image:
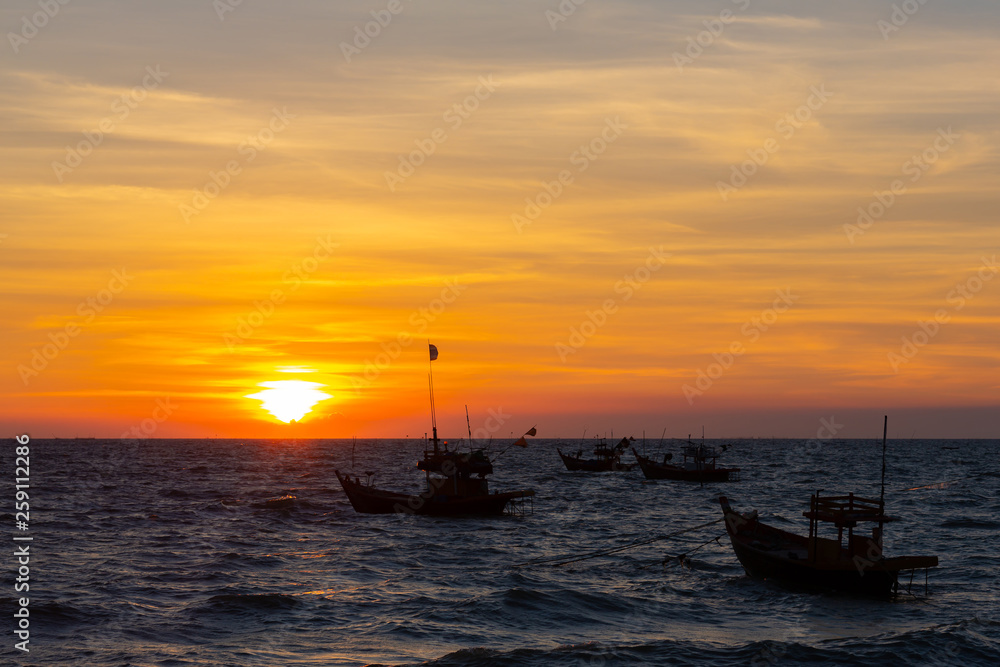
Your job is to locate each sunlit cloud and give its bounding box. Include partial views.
[1,1,998,438]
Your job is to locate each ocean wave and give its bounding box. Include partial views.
[399,628,1000,667]
[939,519,1000,529]
[23,437,1000,666]
[194,592,302,614]
[251,494,298,509]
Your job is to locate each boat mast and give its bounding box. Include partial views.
[465,404,473,445]
[877,415,888,554]
[428,342,438,453]
[879,415,888,510]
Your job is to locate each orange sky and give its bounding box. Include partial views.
[2,1,998,439]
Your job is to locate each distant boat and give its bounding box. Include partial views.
[335,343,534,516]
[632,442,739,482]
[719,493,937,597]
[558,437,634,472]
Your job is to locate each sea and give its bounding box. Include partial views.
[6,437,1000,666]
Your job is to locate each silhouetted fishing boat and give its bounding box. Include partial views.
[558,437,634,471]
[335,343,534,516]
[335,448,533,516]
[719,417,938,596]
[719,493,937,596]
[632,442,739,482]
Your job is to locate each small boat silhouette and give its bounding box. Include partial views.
[335,343,533,516]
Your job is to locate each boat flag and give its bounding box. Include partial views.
[429,344,438,361]
[512,426,537,447]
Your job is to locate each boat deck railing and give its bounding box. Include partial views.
[682,444,719,459]
[803,492,896,526]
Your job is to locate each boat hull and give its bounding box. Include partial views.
[335,470,532,516]
[632,449,738,482]
[558,449,632,472]
[719,497,935,597]
[727,532,898,596]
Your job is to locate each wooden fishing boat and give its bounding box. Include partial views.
[335,447,533,516]
[718,417,939,596]
[335,343,534,516]
[632,443,739,482]
[558,437,634,472]
[719,493,938,596]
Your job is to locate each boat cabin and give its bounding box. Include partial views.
[681,444,722,471]
[802,491,893,564]
[417,444,493,498]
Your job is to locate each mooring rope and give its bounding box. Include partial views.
[662,532,727,568]
[513,517,725,568]
[898,470,997,492]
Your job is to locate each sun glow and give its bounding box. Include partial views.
[246,380,332,423]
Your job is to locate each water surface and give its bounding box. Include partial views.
[12,437,1000,665]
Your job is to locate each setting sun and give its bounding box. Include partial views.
[246,381,332,423]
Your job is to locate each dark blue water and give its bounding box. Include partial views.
[8,438,1000,665]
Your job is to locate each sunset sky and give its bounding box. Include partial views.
[2,0,998,439]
